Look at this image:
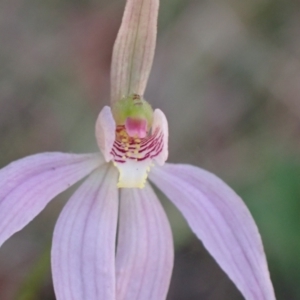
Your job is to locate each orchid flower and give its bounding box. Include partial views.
[0,0,276,299]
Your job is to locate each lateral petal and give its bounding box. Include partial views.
[150,163,275,300]
[151,109,168,166]
[111,0,159,103]
[116,183,174,300]
[0,152,101,247]
[95,106,117,162]
[51,165,119,300]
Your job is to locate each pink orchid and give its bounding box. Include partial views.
[0,0,276,299]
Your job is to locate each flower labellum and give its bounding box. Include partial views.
[96,94,168,188]
[0,0,276,299]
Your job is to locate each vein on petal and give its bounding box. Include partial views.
[150,165,275,300]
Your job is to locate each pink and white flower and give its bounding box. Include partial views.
[0,0,275,299]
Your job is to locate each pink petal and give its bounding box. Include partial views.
[0,152,101,247]
[152,109,168,166]
[51,165,119,300]
[110,0,159,103]
[150,164,275,300]
[116,183,174,300]
[95,106,116,162]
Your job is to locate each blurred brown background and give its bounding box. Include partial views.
[1,0,300,299]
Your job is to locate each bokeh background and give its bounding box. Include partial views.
[1,0,300,299]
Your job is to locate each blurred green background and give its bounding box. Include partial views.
[1,0,300,299]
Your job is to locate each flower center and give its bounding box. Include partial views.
[111,121,163,188]
[95,95,168,189]
[112,124,163,162]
